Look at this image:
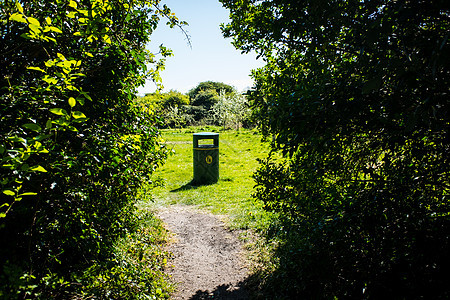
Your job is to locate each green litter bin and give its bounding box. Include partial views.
[193,132,219,184]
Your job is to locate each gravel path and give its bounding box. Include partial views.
[158,205,249,300]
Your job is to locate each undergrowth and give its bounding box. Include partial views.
[78,211,173,299]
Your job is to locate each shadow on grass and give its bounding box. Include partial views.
[170,180,218,193]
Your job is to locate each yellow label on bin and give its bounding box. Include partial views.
[205,155,213,164]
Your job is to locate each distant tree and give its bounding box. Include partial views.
[188,81,235,109]
[135,93,164,113]
[161,90,189,108]
[135,90,190,127]
[136,90,189,111]
[188,81,235,98]
[212,91,250,129]
[222,0,449,298]
[191,88,220,109]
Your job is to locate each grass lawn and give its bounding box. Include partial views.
[139,126,276,232]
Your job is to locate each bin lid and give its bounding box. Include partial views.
[193,132,219,137]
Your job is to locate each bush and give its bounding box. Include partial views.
[223,0,450,298]
[137,90,189,111]
[161,90,190,109]
[188,81,235,110]
[0,0,183,297]
[212,91,251,129]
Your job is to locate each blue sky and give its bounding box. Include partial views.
[137,0,264,95]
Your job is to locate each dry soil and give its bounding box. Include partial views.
[158,205,249,300]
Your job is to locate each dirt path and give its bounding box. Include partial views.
[158,205,249,300]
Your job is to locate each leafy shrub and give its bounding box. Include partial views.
[161,90,190,109]
[80,211,173,299]
[162,106,188,128]
[137,90,189,112]
[136,91,192,128]
[223,0,450,298]
[188,81,235,110]
[190,89,220,110]
[212,91,251,129]
[0,0,183,297]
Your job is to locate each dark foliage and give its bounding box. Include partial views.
[0,0,181,297]
[222,0,450,298]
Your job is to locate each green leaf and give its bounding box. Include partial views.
[16,1,24,13]
[69,0,77,8]
[29,165,47,172]
[18,192,38,196]
[72,111,87,119]
[27,17,40,27]
[49,108,68,116]
[20,32,32,39]
[81,92,92,101]
[46,119,53,129]
[78,9,89,16]
[2,190,15,196]
[29,24,41,34]
[47,26,62,33]
[57,53,66,61]
[22,123,42,132]
[7,136,26,143]
[27,66,46,73]
[67,11,77,18]
[57,60,71,69]
[42,75,58,85]
[42,36,57,44]
[23,153,30,161]
[71,73,86,78]
[45,17,51,25]
[33,134,51,142]
[68,97,76,108]
[9,13,27,23]
[103,35,112,44]
[0,145,5,154]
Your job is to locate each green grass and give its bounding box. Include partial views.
[139,126,275,232]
